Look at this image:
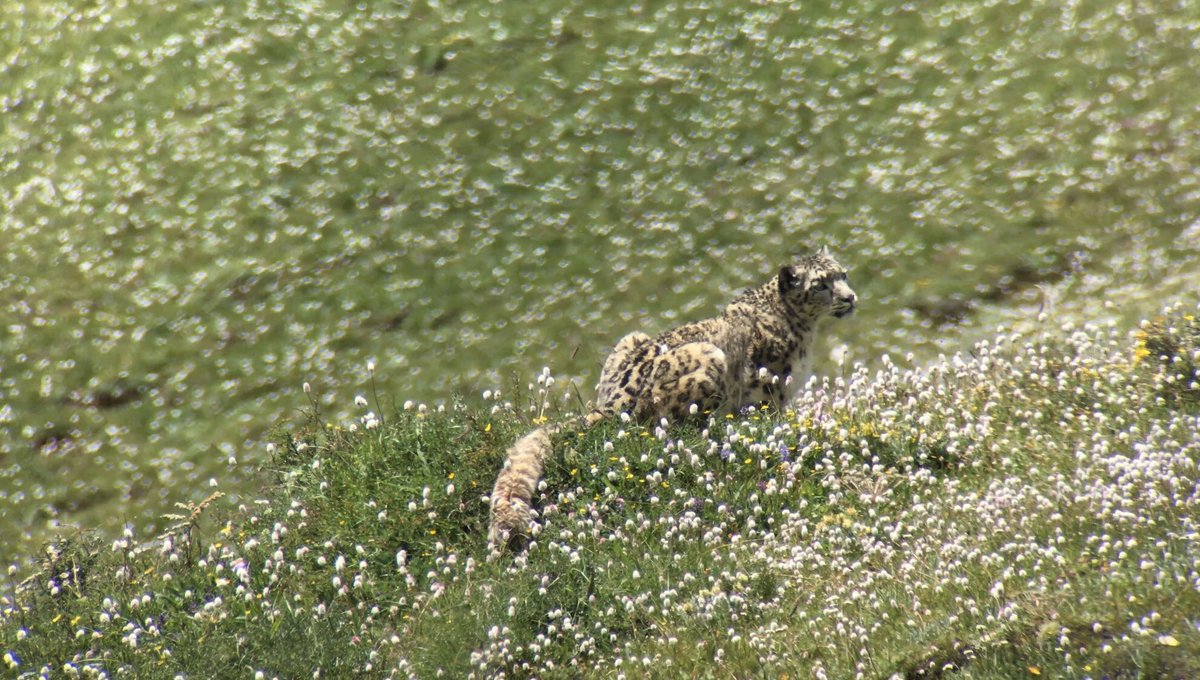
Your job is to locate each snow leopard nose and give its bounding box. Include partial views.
[832,288,857,318]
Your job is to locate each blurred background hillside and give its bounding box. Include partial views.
[2,0,1198,557]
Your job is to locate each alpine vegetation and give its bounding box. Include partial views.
[3,304,1198,678]
[4,0,1200,561]
[3,0,1200,676]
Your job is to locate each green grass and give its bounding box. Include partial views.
[3,0,1200,675]
[3,305,1199,677]
[3,0,1200,556]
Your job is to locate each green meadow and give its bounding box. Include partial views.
[2,0,1200,676]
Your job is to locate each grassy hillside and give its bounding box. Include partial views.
[2,305,1198,677]
[3,0,1200,556]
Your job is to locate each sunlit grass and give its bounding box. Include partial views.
[3,305,1199,677]
[2,0,1199,611]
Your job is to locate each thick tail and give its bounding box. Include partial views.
[488,410,606,548]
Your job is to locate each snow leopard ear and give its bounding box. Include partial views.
[818,244,832,258]
[778,265,799,293]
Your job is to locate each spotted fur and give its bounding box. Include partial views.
[489,250,857,547]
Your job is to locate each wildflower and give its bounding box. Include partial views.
[1133,332,1150,365]
[354,394,368,407]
